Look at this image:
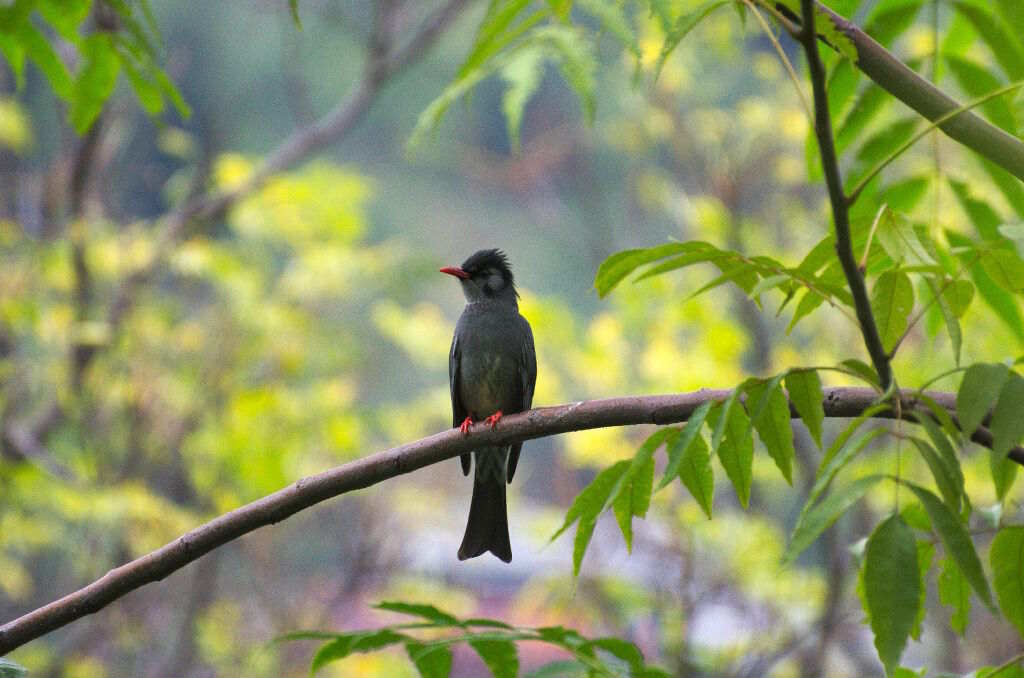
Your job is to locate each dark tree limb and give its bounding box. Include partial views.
[2,386,1021,655]
[798,0,893,391]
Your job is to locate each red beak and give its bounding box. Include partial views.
[440,266,470,280]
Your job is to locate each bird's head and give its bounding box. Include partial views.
[440,249,518,304]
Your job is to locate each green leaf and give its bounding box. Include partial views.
[706,397,753,508]
[501,48,545,151]
[288,0,302,28]
[980,248,1024,292]
[586,637,644,670]
[524,660,586,677]
[653,0,731,80]
[957,362,1011,436]
[16,20,73,101]
[875,209,934,265]
[460,0,536,79]
[989,372,1024,499]
[908,437,961,513]
[594,243,687,297]
[840,358,881,387]
[70,34,122,133]
[785,370,824,448]
[837,84,889,153]
[915,412,966,511]
[117,49,164,115]
[659,400,712,490]
[870,270,914,353]
[991,526,1024,639]
[577,0,637,54]
[938,556,971,635]
[863,514,920,677]
[952,2,1024,80]
[311,630,410,673]
[674,435,713,519]
[786,288,826,332]
[812,417,886,507]
[612,451,655,552]
[37,0,92,41]
[405,642,453,678]
[746,380,795,484]
[375,601,460,626]
[784,475,885,566]
[945,55,1018,132]
[911,539,935,640]
[0,658,27,678]
[469,638,519,678]
[904,483,995,609]
[550,460,629,543]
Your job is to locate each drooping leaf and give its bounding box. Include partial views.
[904,483,994,609]
[785,370,824,448]
[659,400,712,490]
[784,475,885,566]
[911,540,935,640]
[914,412,966,511]
[675,435,713,519]
[989,372,1024,499]
[870,270,914,353]
[501,48,545,151]
[612,450,656,551]
[908,437,961,513]
[405,642,453,678]
[875,209,934,265]
[469,638,519,678]
[957,362,1010,436]
[938,556,971,636]
[952,1,1024,80]
[70,33,122,133]
[706,397,753,508]
[980,248,1024,292]
[840,358,881,387]
[577,0,637,55]
[991,526,1024,639]
[862,514,921,676]
[746,380,795,484]
[812,419,886,508]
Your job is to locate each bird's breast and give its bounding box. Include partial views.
[458,351,518,416]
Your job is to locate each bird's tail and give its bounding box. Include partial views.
[458,447,511,563]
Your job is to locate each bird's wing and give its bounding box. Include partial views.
[450,333,471,476]
[507,315,537,483]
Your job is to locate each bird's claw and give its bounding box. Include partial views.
[459,417,473,434]
[484,411,503,428]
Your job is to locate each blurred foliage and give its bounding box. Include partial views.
[1,0,1024,676]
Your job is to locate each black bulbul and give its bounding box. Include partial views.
[441,249,537,562]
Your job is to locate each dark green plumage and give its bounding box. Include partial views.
[442,249,537,563]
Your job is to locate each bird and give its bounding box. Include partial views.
[440,249,537,562]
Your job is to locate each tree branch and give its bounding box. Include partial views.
[798,0,893,390]
[773,1,1024,182]
[1,0,472,460]
[2,386,1020,655]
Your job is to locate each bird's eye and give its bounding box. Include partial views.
[486,271,504,290]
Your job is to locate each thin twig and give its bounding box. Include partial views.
[858,202,887,272]
[797,0,893,390]
[1,386,1022,654]
[743,0,813,124]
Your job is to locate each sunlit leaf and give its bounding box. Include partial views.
[653,0,730,80]
[980,248,1024,292]
[952,1,1024,80]
[501,48,545,151]
[945,55,1018,132]
[70,33,121,133]
[311,630,410,673]
[376,601,461,626]
[594,243,688,297]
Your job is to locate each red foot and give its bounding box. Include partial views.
[459,417,473,434]
[484,411,503,428]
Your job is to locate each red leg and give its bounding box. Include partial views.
[459,416,473,434]
[484,410,503,427]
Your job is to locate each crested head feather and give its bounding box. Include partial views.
[460,249,517,299]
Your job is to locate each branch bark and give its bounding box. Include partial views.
[2,386,1020,655]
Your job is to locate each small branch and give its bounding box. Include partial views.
[1,386,1021,654]
[798,0,893,390]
